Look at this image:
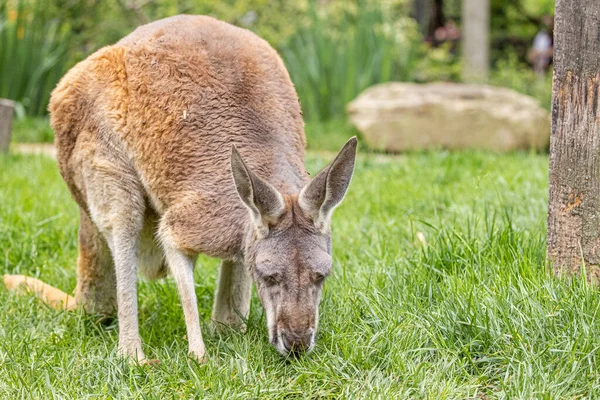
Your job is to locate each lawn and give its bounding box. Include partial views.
[1,148,599,398]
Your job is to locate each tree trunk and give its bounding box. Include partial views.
[547,0,600,279]
[413,0,431,36]
[0,99,15,153]
[461,0,489,82]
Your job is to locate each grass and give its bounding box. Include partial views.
[304,119,364,153]
[10,117,55,143]
[2,148,600,398]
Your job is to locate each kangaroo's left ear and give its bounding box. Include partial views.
[298,137,357,231]
[230,145,285,236]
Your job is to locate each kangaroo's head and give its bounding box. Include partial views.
[230,137,357,357]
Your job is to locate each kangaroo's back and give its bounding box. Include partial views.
[51,15,307,213]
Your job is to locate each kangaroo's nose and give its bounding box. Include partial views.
[281,329,314,355]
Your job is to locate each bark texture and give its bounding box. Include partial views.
[0,99,14,153]
[462,0,489,82]
[548,0,600,278]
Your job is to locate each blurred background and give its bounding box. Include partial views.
[0,0,554,149]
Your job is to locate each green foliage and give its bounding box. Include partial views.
[281,0,420,121]
[1,0,554,125]
[11,117,54,143]
[521,0,554,15]
[412,42,461,83]
[490,56,552,110]
[131,0,306,49]
[0,0,71,116]
[59,0,310,58]
[121,0,411,50]
[4,150,600,397]
[0,0,317,117]
[489,0,555,64]
[440,0,555,65]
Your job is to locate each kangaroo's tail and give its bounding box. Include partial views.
[3,274,77,310]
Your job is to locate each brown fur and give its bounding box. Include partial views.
[51,16,306,258]
[75,209,117,312]
[48,15,356,361]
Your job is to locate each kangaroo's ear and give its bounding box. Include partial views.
[231,145,285,235]
[298,137,357,232]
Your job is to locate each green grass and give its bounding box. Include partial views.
[304,119,364,153]
[2,149,600,398]
[11,117,55,143]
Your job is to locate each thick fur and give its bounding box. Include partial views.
[49,15,356,362]
[51,15,307,258]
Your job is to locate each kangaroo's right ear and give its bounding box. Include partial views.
[298,137,357,232]
[230,145,285,236]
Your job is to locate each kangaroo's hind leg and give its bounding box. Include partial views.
[81,151,147,362]
[75,207,117,316]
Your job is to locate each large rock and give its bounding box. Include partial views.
[347,82,550,152]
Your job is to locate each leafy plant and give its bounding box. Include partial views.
[412,42,461,83]
[0,0,71,116]
[490,55,552,110]
[281,0,420,121]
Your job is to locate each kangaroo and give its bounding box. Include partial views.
[46,15,357,362]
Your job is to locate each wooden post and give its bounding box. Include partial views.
[0,99,15,153]
[462,0,490,82]
[547,0,600,279]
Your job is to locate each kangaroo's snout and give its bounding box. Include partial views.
[279,328,315,356]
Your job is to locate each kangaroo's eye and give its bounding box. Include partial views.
[315,273,326,284]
